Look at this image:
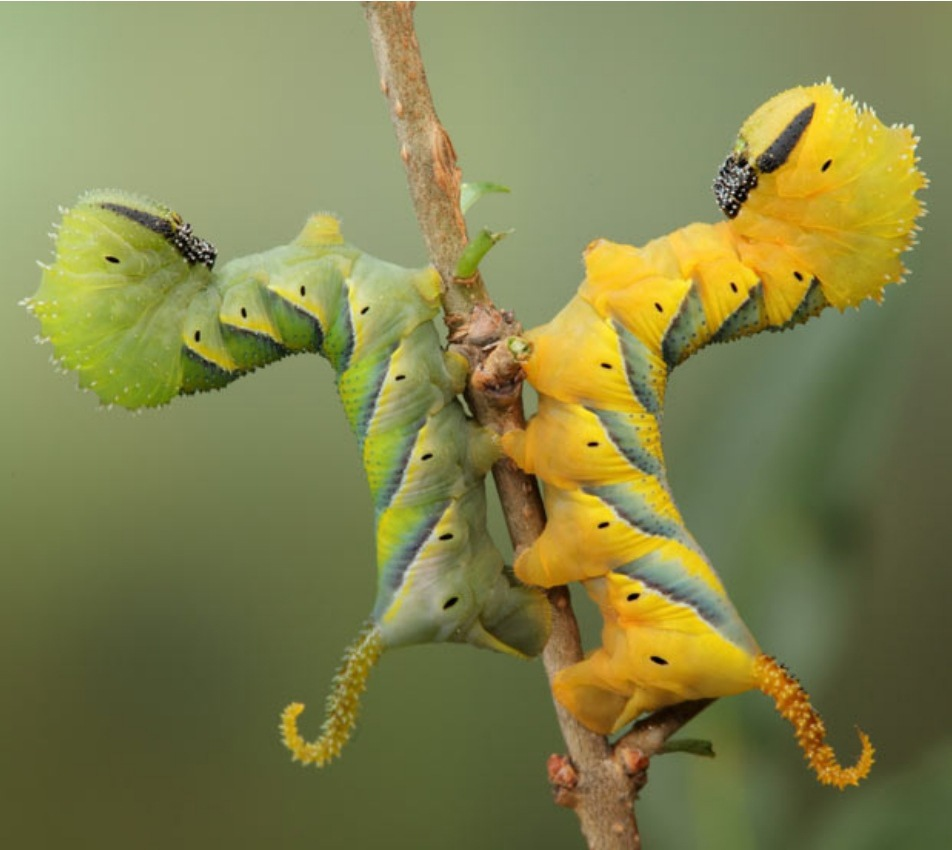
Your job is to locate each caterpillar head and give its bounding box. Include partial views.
[713,86,816,218]
[88,189,218,268]
[712,81,924,307]
[27,190,219,408]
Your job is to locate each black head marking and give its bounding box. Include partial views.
[755,103,816,174]
[713,156,758,219]
[169,221,217,268]
[99,202,217,269]
[713,102,816,219]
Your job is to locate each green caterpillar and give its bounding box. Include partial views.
[503,82,925,787]
[26,191,551,766]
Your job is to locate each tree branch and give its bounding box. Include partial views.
[361,1,483,321]
[362,5,710,848]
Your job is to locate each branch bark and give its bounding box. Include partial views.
[362,5,710,848]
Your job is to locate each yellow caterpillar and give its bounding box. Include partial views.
[503,81,925,788]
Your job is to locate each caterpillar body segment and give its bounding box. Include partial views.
[504,81,924,787]
[27,194,550,768]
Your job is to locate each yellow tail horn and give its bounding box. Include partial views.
[280,623,385,767]
[754,654,874,789]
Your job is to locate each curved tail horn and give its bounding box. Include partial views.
[754,654,874,789]
[280,622,385,767]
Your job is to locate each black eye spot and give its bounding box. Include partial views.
[442,596,459,610]
[299,285,306,296]
[729,281,738,293]
[821,159,833,172]
[793,270,804,282]
[626,592,640,602]
[395,374,406,381]
[654,302,664,313]
[650,655,669,666]
[193,330,201,343]
[240,307,248,318]
[421,452,433,461]
[104,255,120,264]
[438,533,454,541]
[586,441,600,448]
[600,362,612,369]
[597,521,610,529]
[360,306,370,315]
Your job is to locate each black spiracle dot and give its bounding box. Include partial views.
[654,302,664,313]
[421,452,434,461]
[104,255,120,264]
[395,374,407,381]
[360,306,370,315]
[597,521,611,529]
[729,281,738,293]
[821,159,833,172]
[299,285,306,296]
[626,592,641,602]
[240,307,248,318]
[586,441,600,448]
[193,330,201,343]
[650,656,669,666]
[793,270,804,282]
[442,596,459,610]
[438,533,454,541]
[600,362,613,370]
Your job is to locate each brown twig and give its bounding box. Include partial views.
[360,1,482,321]
[362,4,709,848]
[619,699,715,759]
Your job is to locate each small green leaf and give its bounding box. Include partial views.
[659,737,716,758]
[460,182,511,215]
[455,228,513,278]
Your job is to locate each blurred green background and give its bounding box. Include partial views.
[2,4,950,848]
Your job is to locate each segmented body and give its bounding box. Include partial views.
[503,82,924,785]
[27,197,550,766]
